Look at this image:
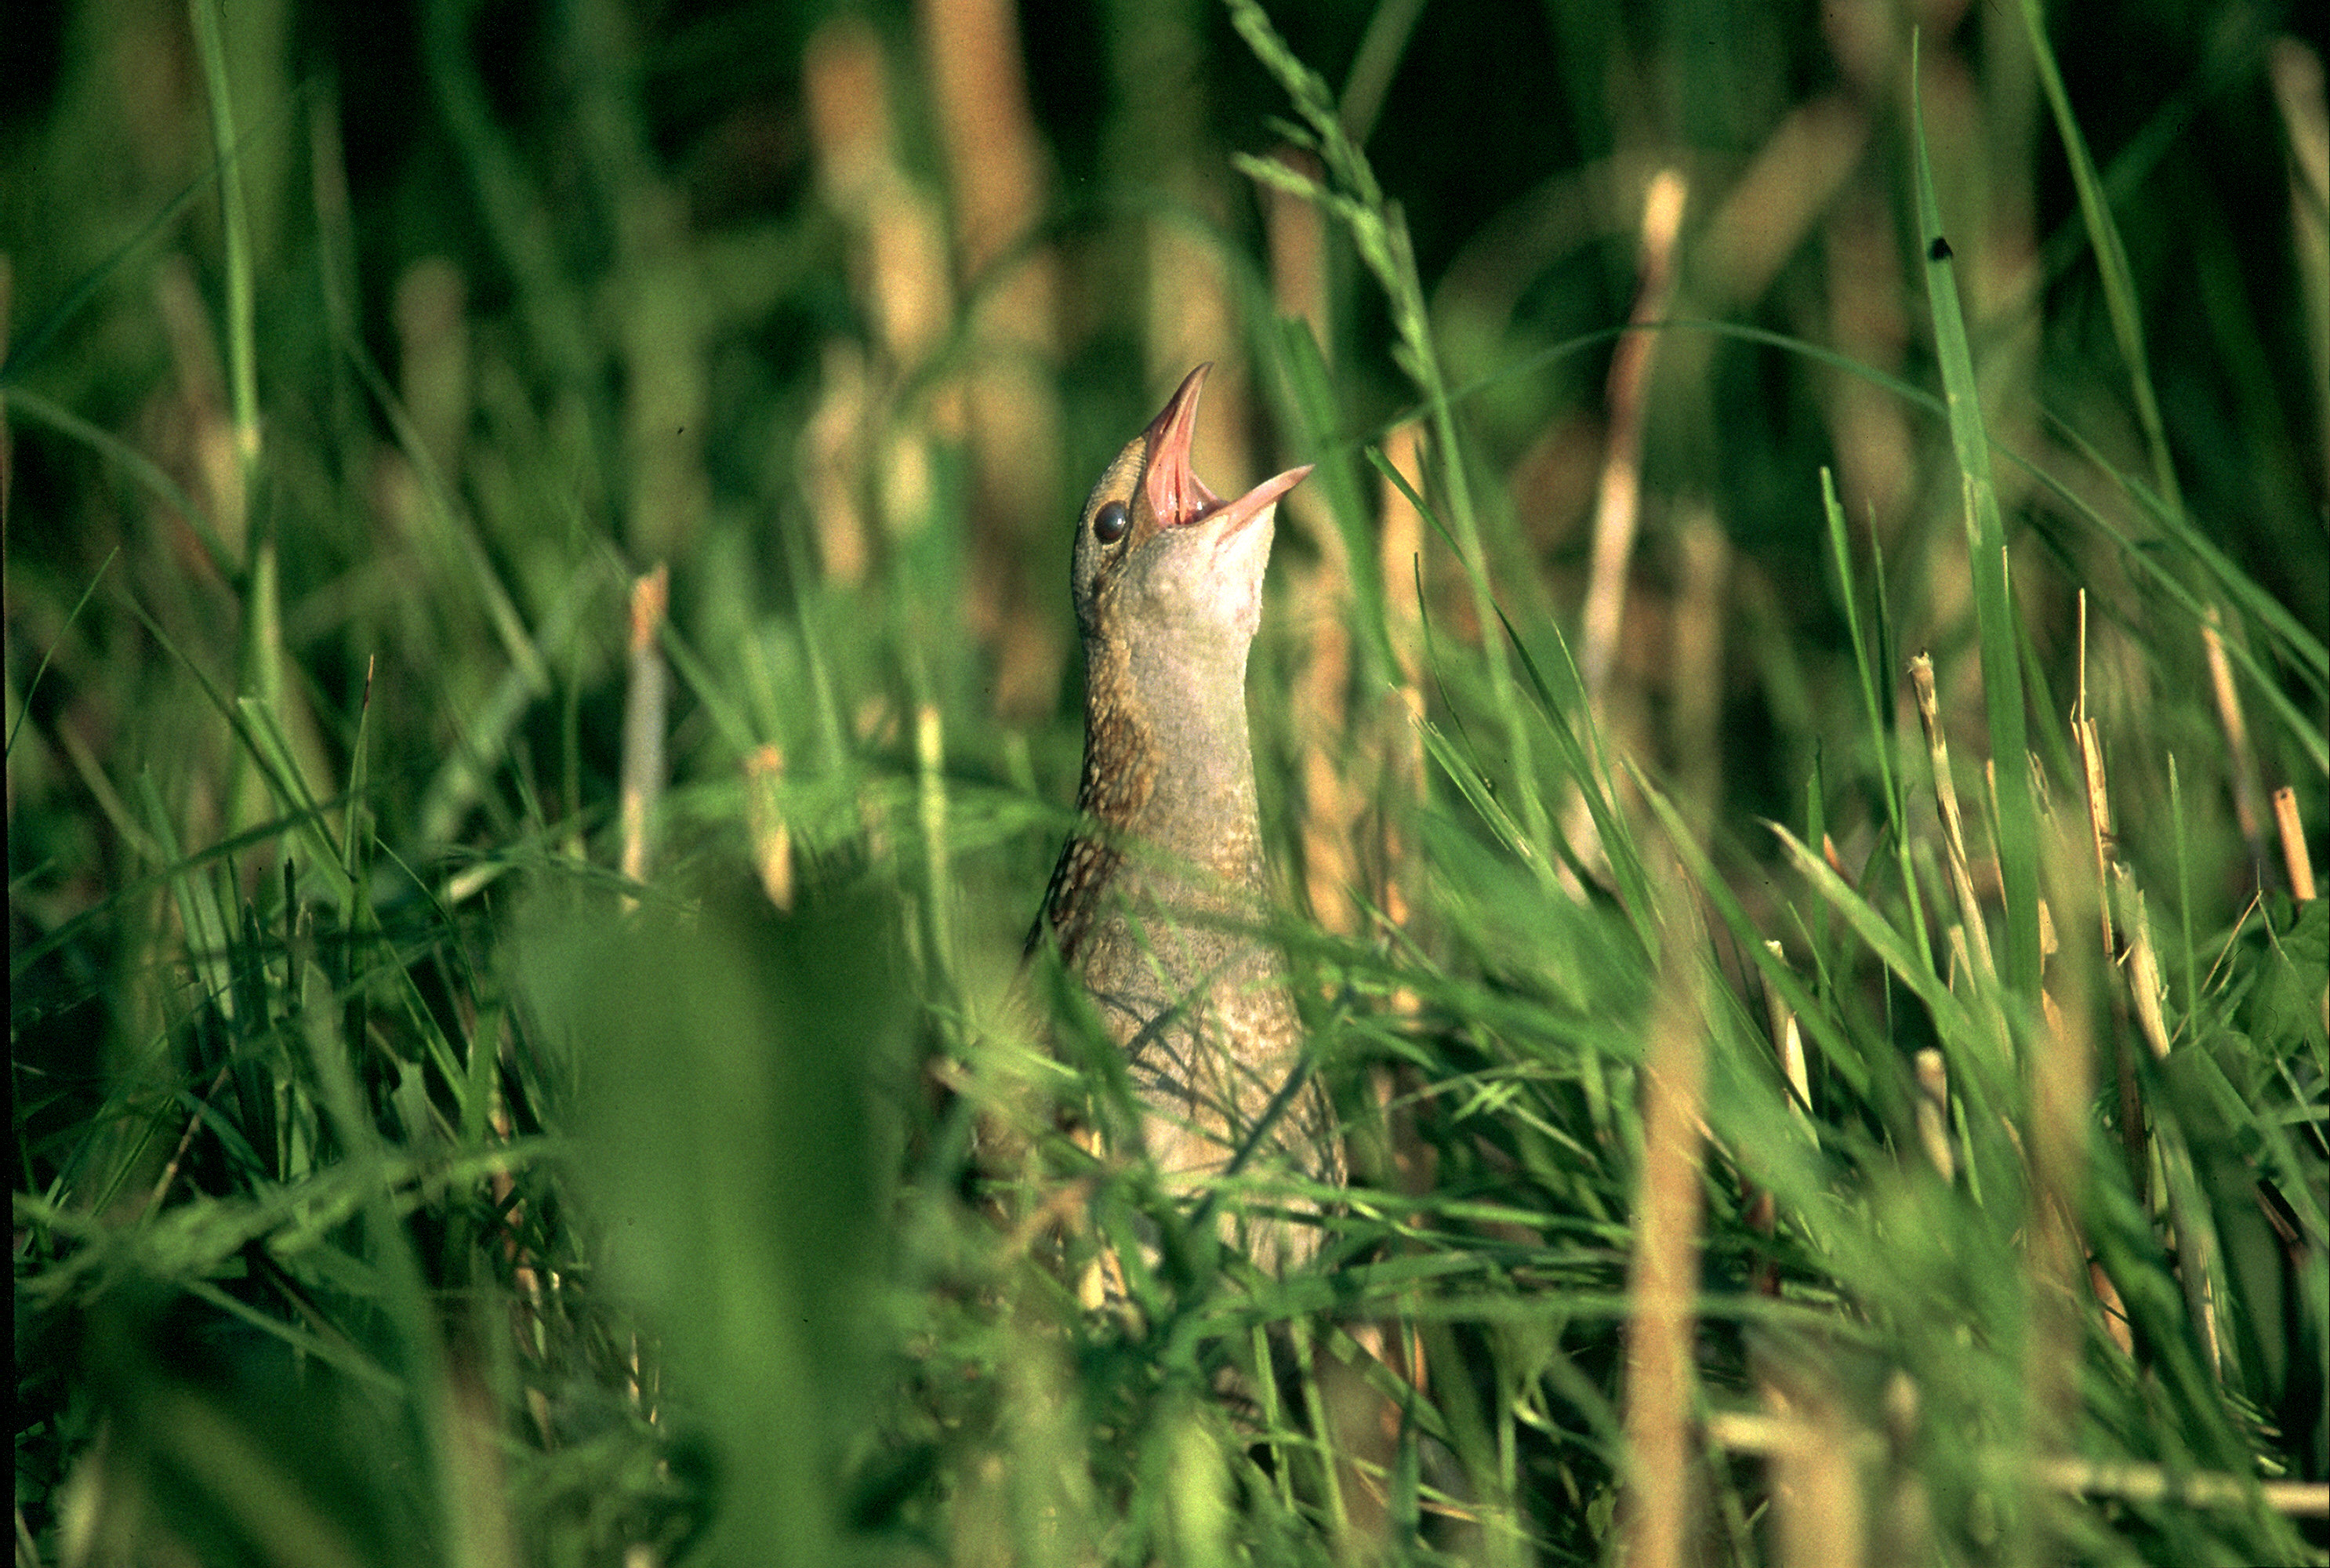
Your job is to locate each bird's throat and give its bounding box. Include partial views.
[1076,630,1267,894]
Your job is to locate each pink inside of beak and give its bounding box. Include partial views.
[1141,363,1312,535]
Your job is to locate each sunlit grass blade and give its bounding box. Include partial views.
[1230,0,1547,865]
[1911,35,2046,1007]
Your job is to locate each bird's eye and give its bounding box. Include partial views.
[1092,499,1130,544]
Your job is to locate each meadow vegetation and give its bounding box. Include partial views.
[8,1,2326,1563]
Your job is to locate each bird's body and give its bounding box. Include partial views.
[1029,364,1341,1271]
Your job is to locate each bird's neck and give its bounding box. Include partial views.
[1077,629,1267,895]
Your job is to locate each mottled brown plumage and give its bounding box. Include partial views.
[1029,364,1341,1271]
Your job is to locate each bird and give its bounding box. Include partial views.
[1026,362,1342,1273]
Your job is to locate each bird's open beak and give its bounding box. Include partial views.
[1141,363,1312,537]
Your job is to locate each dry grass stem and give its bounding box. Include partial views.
[2270,786,2315,901]
[916,0,1064,718]
[2027,837,2097,1465]
[803,341,873,585]
[1761,940,1813,1127]
[2074,593,2155,1215]
[2117,869,2175,1065]
[2118,867,2228,1378]
[619,563,670,889]
[1750,1357,1869,1568]
[1376,421,1428,935]
[804,15,956,537]
[1620,898,1711,1568]
[1670,504,1729,829]
[1708,1413,2330,1515]
[2201,610,2270,873]
[1295,537,1359,937]
[745,746,794,911]
[2073,593,2118,956]
[1911,653,1999,988]
[1261,147,1331,354]
[1822,189,1914,532]
[1700,96,1868,307]
[1578,169,1687,706]
[1914,1047,1955,1182]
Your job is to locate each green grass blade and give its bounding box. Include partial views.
[2017,0,2183,523]
[1911,38,2045,1004]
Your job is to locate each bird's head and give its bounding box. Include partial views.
[1070,364,1312,664]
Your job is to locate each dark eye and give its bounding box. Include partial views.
[1092,499,1130,544]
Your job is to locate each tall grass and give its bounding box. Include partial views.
[8,2,2325,1565]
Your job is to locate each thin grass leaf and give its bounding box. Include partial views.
[1230,0,1547,869]
[2017,0,2184,524]
[5,388,233,573]
[234,698,354,907]
[1911,39,2047,1005]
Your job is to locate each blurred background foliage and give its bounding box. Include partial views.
[6,0,2326,1563]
